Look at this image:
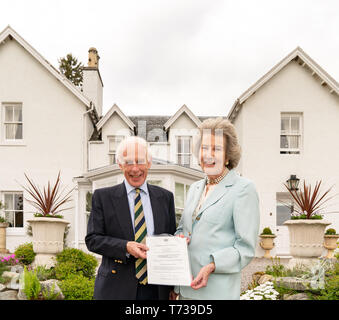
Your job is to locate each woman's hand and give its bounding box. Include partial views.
[176,233,190,244]
[191,262,215,290]
[169,290,179,300]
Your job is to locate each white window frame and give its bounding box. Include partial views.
[108,135,124,165]
[174,182,190,216]
[2,191,24,228]
[176,136,192,167]
[2,103,23,142]
[280,113,302,154]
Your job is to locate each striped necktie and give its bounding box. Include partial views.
[134,188,147,285]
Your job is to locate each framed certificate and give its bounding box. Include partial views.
[146,235,192,286]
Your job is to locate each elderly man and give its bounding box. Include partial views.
[85,136,176,300]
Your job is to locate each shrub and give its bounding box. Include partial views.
[261,227,273,235]
[54,261,79,280]
[316,275,339,300]
[325,228,337,235]
[55,248,97,279]
[59,274,94,300]
[23,266,41,300]
[14,242,36,265]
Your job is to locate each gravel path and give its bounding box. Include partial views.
[240,257,290,292]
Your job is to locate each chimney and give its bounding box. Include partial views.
[82,47,103,117]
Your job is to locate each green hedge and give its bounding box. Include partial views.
[58,274,95,300]
[55,248,97,279]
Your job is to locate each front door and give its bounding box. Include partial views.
[275,193,293,256]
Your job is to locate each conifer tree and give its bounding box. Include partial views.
[58,53,83,86]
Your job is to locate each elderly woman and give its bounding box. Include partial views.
[171,117,260,300]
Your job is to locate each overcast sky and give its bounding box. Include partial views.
[1,0,338,116]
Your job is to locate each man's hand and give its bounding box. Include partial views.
[191,262,215,290]
[126,241,148,259]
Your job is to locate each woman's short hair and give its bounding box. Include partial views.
[116,136,152,164]
[194,117,241,170]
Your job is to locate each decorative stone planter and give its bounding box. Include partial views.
[323,234,339,259]
[283,219,331,268]
[0,222,10,254]
[27,217,69,268]
[259,234,276,259]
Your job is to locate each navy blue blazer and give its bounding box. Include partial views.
[85,182,176,300]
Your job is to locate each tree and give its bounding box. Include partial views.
[58,53,83,86]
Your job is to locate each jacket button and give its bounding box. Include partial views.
[196,217,200,220]
[112,270,116,274]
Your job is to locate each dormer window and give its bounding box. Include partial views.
[177,136,191,167]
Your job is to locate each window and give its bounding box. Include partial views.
[3,192,23,227]
[276,193,294,226]
[280,113,302,154]
[177,136,191,167]
[175,182,190,225]
[147,180,162,187]
[108,135,124,164]
[85,191,92,225]
[3,104,23,140]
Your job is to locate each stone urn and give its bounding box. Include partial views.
[259,234,276,259]
[27,217,69,268]
[323,234,339,259]
[283,219,331,268]
[0,222,10,253]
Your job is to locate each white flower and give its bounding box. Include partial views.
[253,295,263,300]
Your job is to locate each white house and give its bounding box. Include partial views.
[1,25,338,258]
[228,47,339,257]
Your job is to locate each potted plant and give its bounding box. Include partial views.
[20,172,73,268]
[323,228,339,259]
[259,227,276,259]
[283,180,334,267]
[0,201,10,254]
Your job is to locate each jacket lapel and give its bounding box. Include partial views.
[148,184,163,234]
[184,179,205,233]
[111,182,134,240]
[197,169,238,217]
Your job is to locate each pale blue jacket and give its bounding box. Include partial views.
[175,169,260,300]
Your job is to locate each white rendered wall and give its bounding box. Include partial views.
[0,39,88,251]
[239,60,339,256]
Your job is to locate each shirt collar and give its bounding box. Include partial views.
[124,179,149,195]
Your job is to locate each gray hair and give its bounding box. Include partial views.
[194,117,241,170]
[116,136,152,164]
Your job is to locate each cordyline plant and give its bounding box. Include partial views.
[284,180,337,219]
[20,171,74,218]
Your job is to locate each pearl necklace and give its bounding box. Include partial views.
[206,168,229,185]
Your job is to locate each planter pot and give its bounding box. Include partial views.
[0,222,10,254]
[27,217,69,268]
[283,219,331,268]
[323,235,339,259]
[259,235,276,259]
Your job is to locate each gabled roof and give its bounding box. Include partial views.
[163,104,202,130]
[96,103,136,131]
[0,25,94,109]
[228,47,339,121]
